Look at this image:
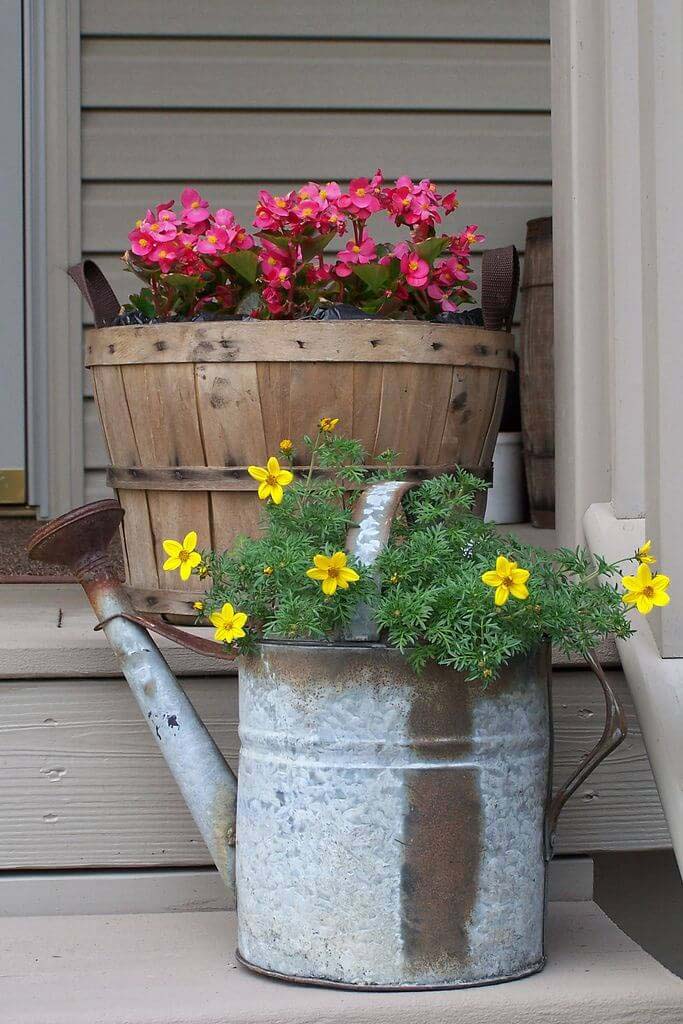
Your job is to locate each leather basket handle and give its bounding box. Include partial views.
[481,245,520,332]
[545,649,628,858]
[68,259,121,327]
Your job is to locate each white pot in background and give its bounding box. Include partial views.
[485,431,528,524]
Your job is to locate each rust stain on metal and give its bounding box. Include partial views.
[402,664,480,969]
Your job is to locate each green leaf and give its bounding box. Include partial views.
[128,290,156,318]
[415,236,450,264]
[299,231,336,262]
[352,263,391,292]
[257,232,291,252]
[165,273,202,290]
[223,250,259,284]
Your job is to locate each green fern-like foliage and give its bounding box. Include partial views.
[194,431,636,681]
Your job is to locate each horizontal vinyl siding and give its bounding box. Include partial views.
[81,2,551,40]
[81,2,551,502]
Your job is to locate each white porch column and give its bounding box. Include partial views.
[551,0,683,656]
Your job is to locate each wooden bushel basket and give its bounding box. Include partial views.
[76,251,518,616]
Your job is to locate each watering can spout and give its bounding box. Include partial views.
[27,501,238,897]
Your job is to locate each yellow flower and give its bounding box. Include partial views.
[162,531,202,582]
[622,563,670,615]
[319,417,339,433]
[210,602,248,644]
[263,565,274,576]
[306,551,360,596]
[482,555,530,606]
[193,600,204,612]
[635,539,656,565]
[247,456,294,504]
[279,438,293,453]
[390,573,400,584]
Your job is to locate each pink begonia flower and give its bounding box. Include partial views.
[214,208,235,228]
[292,198,323,224]
[128,228,155,258]
[437,256,470,285]
[463,225,486,246]
[400,252,430,288]
[196,226,231,255]
[316,181,341,205]
[262,285,288,315]
[338,177,381,218]
[227,226,254,250]
[181,188,211,225]
[442,191,459,213]
[334,237,377,277]
[263,263,293,290]
[150,241,181,273]
[392,241,411,259]
[370,168,384,192]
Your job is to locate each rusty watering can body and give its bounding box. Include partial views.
[28,493,625,991]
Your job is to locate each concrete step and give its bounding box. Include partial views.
[1,903,681,1023]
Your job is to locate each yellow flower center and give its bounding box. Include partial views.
[275,198,287,208]
[409,260,419,271]
[327,567,340,580]
[266,473,278,486]
[150,222,159,231]
[278,269,288,280]
[178,549,190,562]
[356,187,366,196]
[191,201,200,209]
[139,239,149,248]
[302,207,313,217]
[267,257,277,266]
[402,196,411,206]
[501,574,514,588]
[207,234,217,244]
[643,585,654,598]
[157,250,167,259]
[319,189,327,199]
[352,245,361,253]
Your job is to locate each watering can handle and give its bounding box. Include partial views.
[544,649,627,857]
[94,611,239,661]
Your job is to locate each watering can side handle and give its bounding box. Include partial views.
[544,649,628,857]
[95,612,239,661]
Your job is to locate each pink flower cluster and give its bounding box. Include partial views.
[128,188,253,275]
[123,176,486,321]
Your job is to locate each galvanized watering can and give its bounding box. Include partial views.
[28,485,626,991]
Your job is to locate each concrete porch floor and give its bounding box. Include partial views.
[1,903,681,1023]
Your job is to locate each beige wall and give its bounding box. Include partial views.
[80,0,553,500]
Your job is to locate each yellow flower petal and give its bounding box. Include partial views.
[187,551,202,569]
[179,560,194,581]
[509,582,529,600]
[276,468,294,486]
[182,531,198,553]
[163,556,181,571]
[482,570,502,588]
[510,567,530,586]
[495,555,510,576]
[636,563,652,586]
[322,577,338,595]
[162,539,182,557]
[232,612,248,630]
[215,626,228,642]
[269,483,284,504]
[221,603,235,619]
[651,573,670,591]
[313,554,332,570]
[636,594,654,615]
[338,567,360,583]
[306,567,329,581]
[257,480,272,500]
[210,612,224,628]
[622,591,638,605]
[494,584,509,606]
[622,574,640,592]
[248,465,268,482]
[266,456,282,476]
[330,551,348,568]
[652,590,670,607]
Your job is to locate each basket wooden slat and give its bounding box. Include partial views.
[87,321,513,613]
